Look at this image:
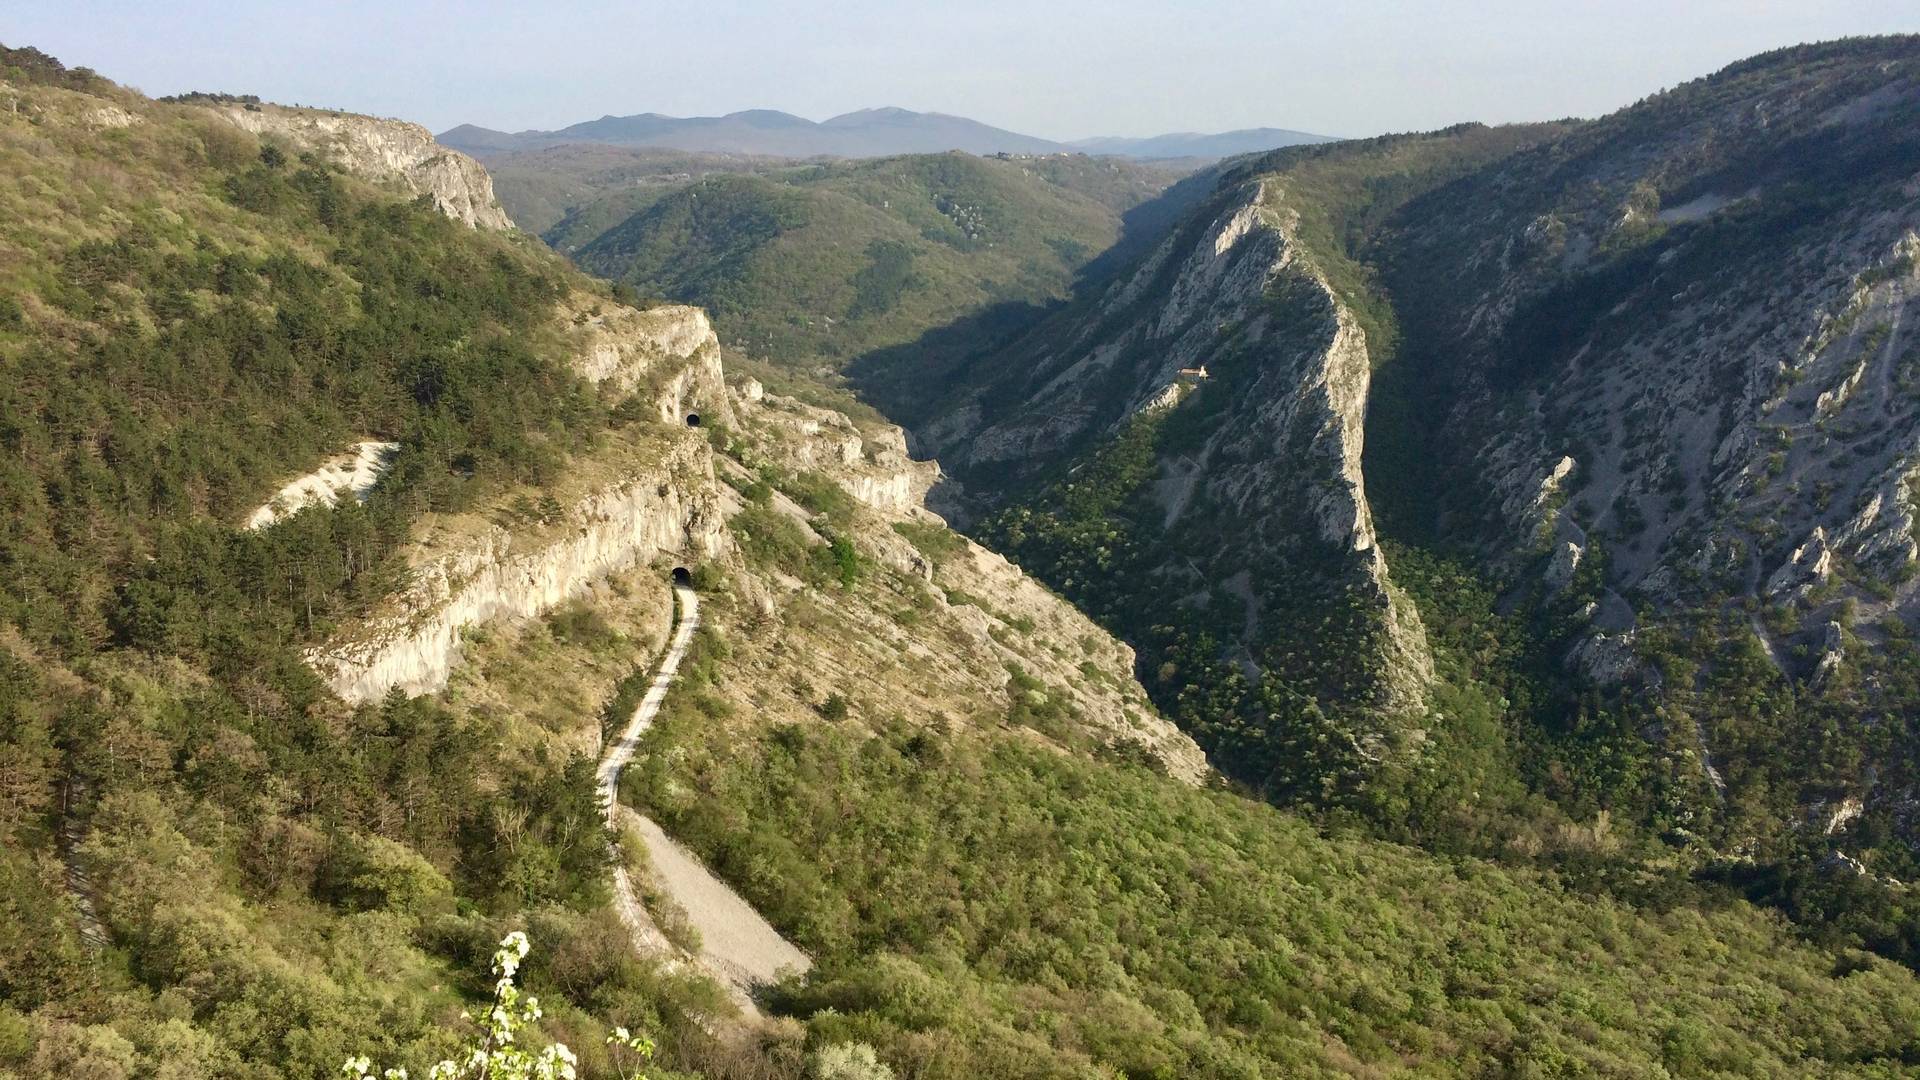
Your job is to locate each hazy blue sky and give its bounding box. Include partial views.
[8,1,1918,138]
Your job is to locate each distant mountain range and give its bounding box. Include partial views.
[1068,128,1340,159]
[438,107,1336,161]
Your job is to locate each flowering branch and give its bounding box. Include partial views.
[343,932,646,1080]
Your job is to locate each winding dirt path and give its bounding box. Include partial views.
[597,583,811,1017]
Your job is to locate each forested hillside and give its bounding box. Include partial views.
[558,151,1181,369]
[482,143,794,236]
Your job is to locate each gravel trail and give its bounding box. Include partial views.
[597,583,811,1015]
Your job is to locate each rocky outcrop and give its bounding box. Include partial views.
[202,103,512,229]
[929,183,1291,471]
[921,179,1432,723]
[302,294,944,705]
[1568,630,1645,685]
[1398,90,1920,653]
[561,299,733,427]
[246,440,397,530]
[730,380,940,515]
[1767,528,1835,602]
[310,440,726,702]
[692,372,1208,780]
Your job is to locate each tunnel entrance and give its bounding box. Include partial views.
[671,566,692,586]
[685,412,701,428]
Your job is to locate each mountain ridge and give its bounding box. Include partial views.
[439,106,1336,161]
[1071,126,1341,159]
[893,35,1920,917]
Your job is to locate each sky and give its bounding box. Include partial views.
[7,1,1918,140]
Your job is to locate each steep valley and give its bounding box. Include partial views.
[894,36,1920,950]
[9,36,1920,1080]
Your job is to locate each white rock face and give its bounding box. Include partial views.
[731,386,939,515]
[1474,221,1920,637]
[1137,382,1187,415]
[1545,540,1585,592]
[568,304,717,390]
[82,105,139,130]
[1812,620,1847,686]
[1833,459,1920,579]
[280,295,1207,782]
[1824,794,1865,835]
[557,300,736,435]
[1568,630,1644,685]
[203,103,512,229]
[921,176,1436,718]
[247,441,398,530]
[1766,527,1834,600]
[1496,454,1577,539]
[920,178,1433,720]
[310,440,726,703]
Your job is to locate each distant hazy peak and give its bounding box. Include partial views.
[439,108,1336,161]
[1070,127,1341,160]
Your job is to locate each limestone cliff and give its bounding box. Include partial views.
[245,440,397,530]
[201,102,512,229]
[297,292,1205,780]
[727,378,938,515]
[309,436,726,702]
[922,177,1433,728]
[306,298,734,703]
[559,297,734,427]
[1369,53,1920,686]
[716,377,1209,781]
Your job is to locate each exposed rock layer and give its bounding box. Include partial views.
[203,102,513,229]
[246,440,397,530]
[308,438,726,702]
[922,177,1434,726]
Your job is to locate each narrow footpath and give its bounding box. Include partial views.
[596,581,811,1017]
